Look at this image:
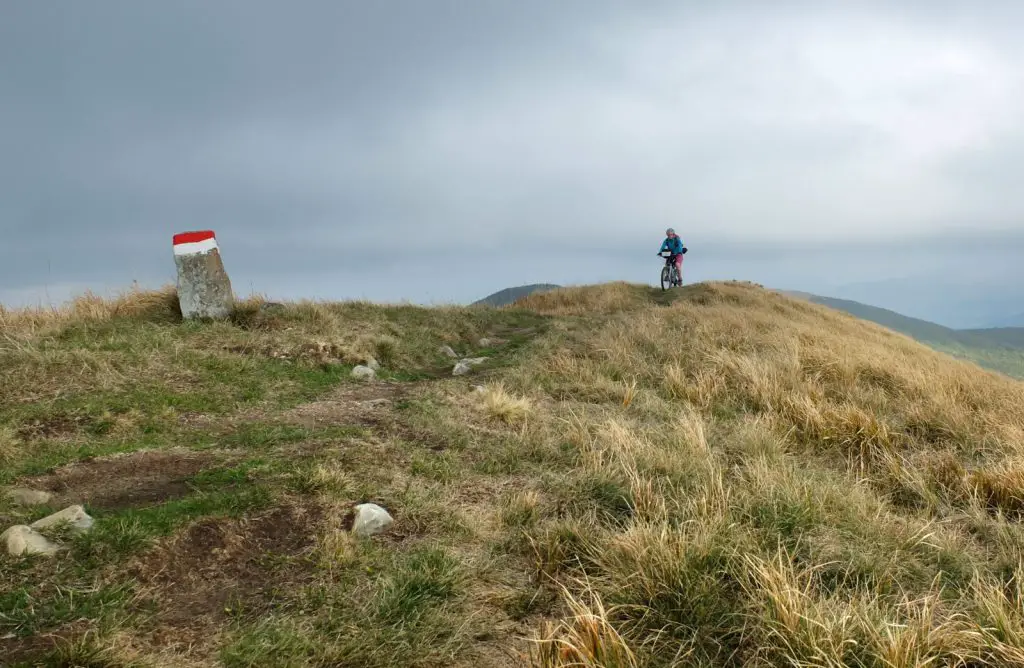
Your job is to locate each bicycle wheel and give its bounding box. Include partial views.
[660,265,671,291]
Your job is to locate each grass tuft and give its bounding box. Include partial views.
[502,489,542,528]
[530,582,639,668]
[0,424,23,465]
[480,383,534,424]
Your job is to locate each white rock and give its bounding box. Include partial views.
[2,525,62,557]
[453,357,489,376]
[259,301,286,313]
[351,503,394,537]
[365,357,381,371]
[478,338,492,347]
[439,345,459,359]
[31,505,94,534]
[357,398,391,408]
[472,385,486,394]
[5,488,53,506]
[351,365,376,380]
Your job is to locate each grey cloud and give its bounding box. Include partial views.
[2,1,1023,313]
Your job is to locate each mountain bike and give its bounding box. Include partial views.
[659,251,682,290]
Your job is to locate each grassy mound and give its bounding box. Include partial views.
[2,281,1024,667]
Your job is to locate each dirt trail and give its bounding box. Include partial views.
[17,449,229,511]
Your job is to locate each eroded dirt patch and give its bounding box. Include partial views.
[283,380,411,428]
[20,449,226,511]
[0,620,96,666]
[130,503,321,651]
[15,413,94,441]
[179,381,416,435]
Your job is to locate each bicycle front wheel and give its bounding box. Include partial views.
[660,265,671,291]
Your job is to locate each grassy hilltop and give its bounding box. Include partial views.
[3,282,1024,667]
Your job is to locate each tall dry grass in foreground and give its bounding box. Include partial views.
[0,285,183,340]
[509,282,1024,666]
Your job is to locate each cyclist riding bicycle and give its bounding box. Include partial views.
[657,228,686,286]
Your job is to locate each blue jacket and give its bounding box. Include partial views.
[659,236,684,255]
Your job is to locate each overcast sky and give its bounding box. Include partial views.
[2,1,1023,321]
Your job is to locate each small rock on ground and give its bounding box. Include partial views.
[351,365,376,380]
[2,525,62,557]
[478,338,493,347]
[351,503,394,537]
[356,398,392,408]
[31,505,94,534]
[453,357,488,376]
[5,488,53,506]
[439,345,459,359]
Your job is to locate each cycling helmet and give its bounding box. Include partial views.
[666,228,675,235]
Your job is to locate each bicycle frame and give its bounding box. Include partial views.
[660,252,681,288]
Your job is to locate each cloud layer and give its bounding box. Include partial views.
[2,1,1022,313]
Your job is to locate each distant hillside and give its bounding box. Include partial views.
[473,283,560,307]
[826,270,1024,329]
[784,291,987,347]
[960,327,1024,349]
[990,312,1024,328]
[784,290,1024,379]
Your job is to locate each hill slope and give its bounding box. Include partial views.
[3,282,1024,666]
[473,283,560,307]
[960,326,1024,349]
[784,290,975,346]
[786,290,1024,379]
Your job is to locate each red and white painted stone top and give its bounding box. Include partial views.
[173,230,219,256]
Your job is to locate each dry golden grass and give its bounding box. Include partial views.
[307,462,354,495]
[6,279,1024,667]
[0,424,22,466]
[0,284,183,339]
[479,383,534,424]
[530,582,640,668]
[502,489,542,528]
[502,282,1024,666]
[513,281,652,316]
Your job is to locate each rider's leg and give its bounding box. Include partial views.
[674,255,683,285]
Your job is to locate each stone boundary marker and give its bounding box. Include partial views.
[173,230,234,319]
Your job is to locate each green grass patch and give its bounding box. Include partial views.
[0,580,135,643]
[220,545,467,668]
[74,486,274,563]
